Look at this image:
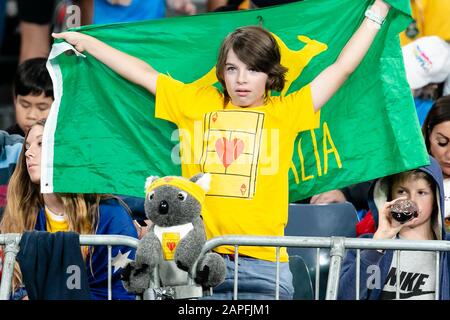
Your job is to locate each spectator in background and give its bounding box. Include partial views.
[400,0,450,46]
[89,0,196,25]
[7,55,148,236]
[0,119,138,300]
[250,0,302,7]
[207,0,301,12]
[338,156,450,300]
[422,95,450,230]
[17,0,55,62]
[0,0,6,48]
[309,182,371,215]
[6,57,53,137]
[207,0,248,11]
[0,131,23,220]
[402,36,450,125]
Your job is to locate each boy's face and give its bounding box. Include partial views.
[14,93,53,134]
[429,121,450,179]
[391,176,435,228]
[223,49,268,108]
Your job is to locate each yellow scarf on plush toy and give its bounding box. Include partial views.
[146,176,206,205]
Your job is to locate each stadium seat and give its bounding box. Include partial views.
[285,202,359,299]
[289,255,314,300]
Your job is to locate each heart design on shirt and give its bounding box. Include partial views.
[215,137,244,168]
[166,241,176,252]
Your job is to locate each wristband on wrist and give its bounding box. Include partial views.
[365,5,385,29]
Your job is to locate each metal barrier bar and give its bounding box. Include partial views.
[0,235,21,300]
[315,248,320,300]
[233,245,238,301]
[395,250,400,300]
[275,247,280,300]
[199,236,450,253]
[194,235,450,300]
[194,236,335,300]
[435,251,440,300]
[108,245,112,300]
[326,237,345,300]
[343,238,450,251]
[0,234,139,300]
[356,249,360,300]
[4,233,448,300]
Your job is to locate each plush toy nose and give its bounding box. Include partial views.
[159,200,169,214]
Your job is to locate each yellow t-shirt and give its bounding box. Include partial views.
[400,0,450,45]
[155,74,320,262]
[45,207,69,233]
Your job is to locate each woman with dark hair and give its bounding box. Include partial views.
[422,95,450,228]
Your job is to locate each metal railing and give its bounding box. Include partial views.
[0,233,139,300]
[2,233,449,300]
[192,235,450,300]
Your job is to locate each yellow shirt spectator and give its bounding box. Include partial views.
[401,0,450,45]
[155,74,320,262]
[45,206,69,232]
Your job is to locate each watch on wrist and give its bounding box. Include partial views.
[365,6,385,29]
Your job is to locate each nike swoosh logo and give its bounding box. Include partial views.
[381,290,435,299]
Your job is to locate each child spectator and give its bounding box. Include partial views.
[0,119,138,300]
[53,0,390,299]
[6,58,54,137]
[338,156,450,300]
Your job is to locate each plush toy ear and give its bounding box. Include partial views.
[144,176,159,192]
[193,173,211,193]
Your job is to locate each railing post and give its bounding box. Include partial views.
[0,236,20,300]
[325,237,345,300]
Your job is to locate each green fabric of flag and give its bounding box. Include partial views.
[43,0,427,200]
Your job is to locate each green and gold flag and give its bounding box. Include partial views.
[43,0,427,201]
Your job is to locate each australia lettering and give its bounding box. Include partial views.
[290,121,342,183]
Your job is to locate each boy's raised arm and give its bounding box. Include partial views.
[310,0,390,112]
[52,32,159,95]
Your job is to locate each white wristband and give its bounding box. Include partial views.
[365,6,385,29]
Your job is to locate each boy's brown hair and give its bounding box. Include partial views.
[387,170,436,201]
[215,26,288,103]
[387,170,437,226]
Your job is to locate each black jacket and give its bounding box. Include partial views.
[17,231,91,300]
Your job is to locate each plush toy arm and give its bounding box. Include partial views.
[136,231,162,270]
[174,220,206,273]
[121,231,162,294]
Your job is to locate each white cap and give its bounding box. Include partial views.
[402,36,450,90]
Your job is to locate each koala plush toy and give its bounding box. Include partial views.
[122,173,226,298]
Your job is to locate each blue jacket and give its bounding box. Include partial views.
[338,156,450,300]
[35,198,138,300]
[0,131,23,218]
